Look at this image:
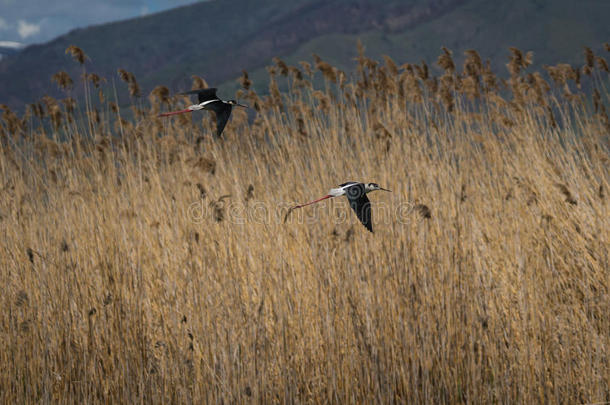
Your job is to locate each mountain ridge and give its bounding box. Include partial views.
[0,0,607,110]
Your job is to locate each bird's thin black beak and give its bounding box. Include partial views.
[380,187,392,192]
[236,102,248,108]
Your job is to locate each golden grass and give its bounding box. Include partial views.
[0,44,608,403]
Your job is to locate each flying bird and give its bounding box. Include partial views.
[284,182,391,232]
[158,88,248,137]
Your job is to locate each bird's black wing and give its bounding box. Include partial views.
[207,102,233,137]
[345,184,373,232]
[180,88,218,103]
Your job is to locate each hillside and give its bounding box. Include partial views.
[0,0,608,110]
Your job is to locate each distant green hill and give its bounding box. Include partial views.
[0,0,608,111]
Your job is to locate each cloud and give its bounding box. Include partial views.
[2,1,203,44]
[17,19,40,39]
[0,41,24,48]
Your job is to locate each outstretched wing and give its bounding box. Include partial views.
[180,88,218,104]
[345,184,373,232]
[207,102,232,137]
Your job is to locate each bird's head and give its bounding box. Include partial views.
[227,100,249,108]
[366,183,391,193]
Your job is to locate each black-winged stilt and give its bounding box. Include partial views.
[158,88,247,137]
[285,182,391,233]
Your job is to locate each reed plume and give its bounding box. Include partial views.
[65,45,88,65]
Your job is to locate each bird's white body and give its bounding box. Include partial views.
[329,185,350,197]
[329,188,345,197]
[329,182,382,197]
[188,98,221,111]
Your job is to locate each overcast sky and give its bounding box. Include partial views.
[0,0,202,46]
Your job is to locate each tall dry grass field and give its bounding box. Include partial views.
[1,44,608,403]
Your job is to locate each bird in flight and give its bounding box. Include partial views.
[158,88,248,137]
[284,182,391,232]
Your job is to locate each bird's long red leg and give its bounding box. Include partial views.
[158,108,194,117]
[293,194,332,209]
[284,195,332,223]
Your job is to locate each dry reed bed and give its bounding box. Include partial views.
[0,44,608,403]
